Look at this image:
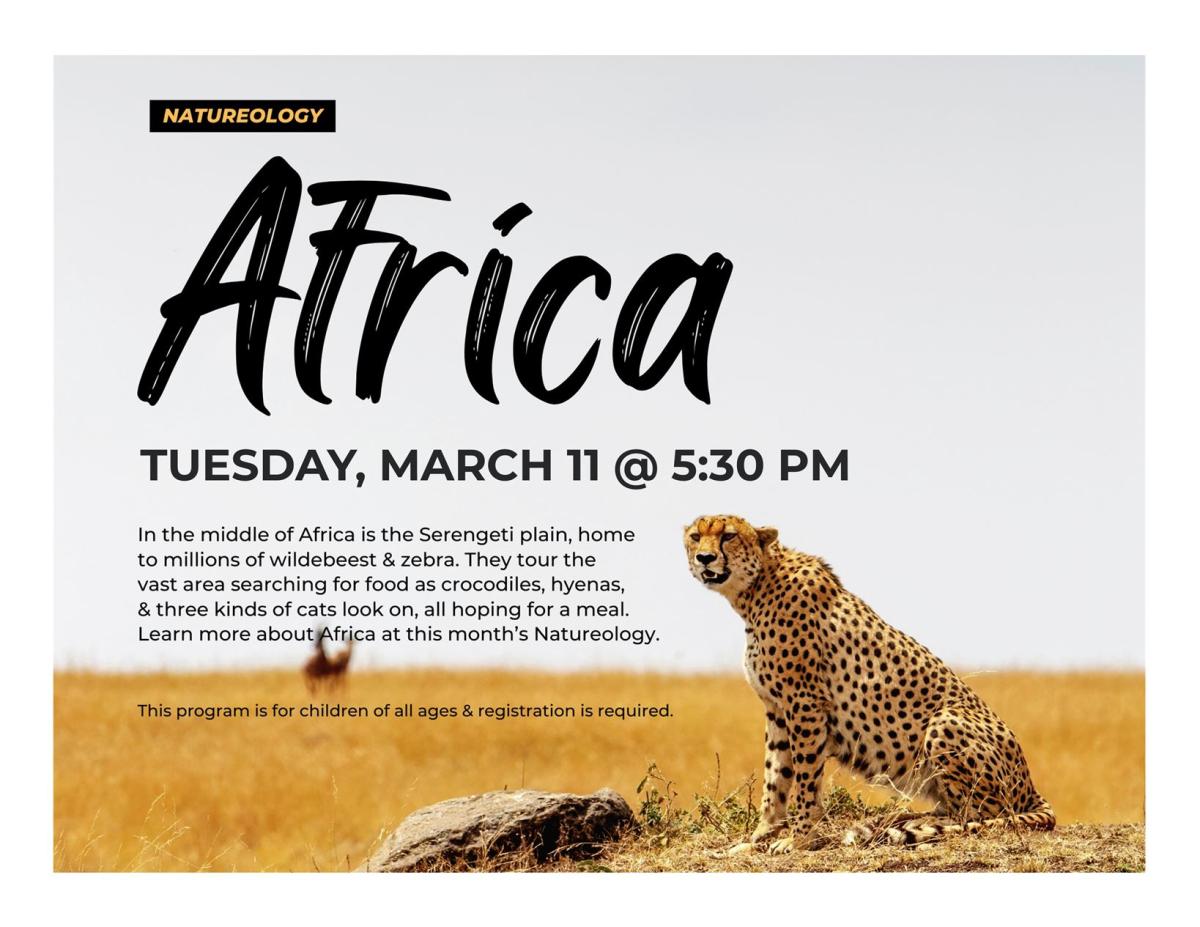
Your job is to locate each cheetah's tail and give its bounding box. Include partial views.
[843,798,1056,847]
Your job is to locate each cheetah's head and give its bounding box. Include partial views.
[683,514,779,597]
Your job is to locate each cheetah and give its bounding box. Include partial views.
[684,513,1055,852]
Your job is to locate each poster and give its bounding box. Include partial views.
[53,56,1143,875]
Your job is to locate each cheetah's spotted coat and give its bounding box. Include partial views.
[684,514,1055,851]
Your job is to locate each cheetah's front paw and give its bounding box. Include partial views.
[767,835,795,855]
[710,822,787,857]
[749,822,785,845]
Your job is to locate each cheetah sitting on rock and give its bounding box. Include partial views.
[684,514,1055,853]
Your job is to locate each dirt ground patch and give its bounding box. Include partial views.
[577,823,1144,873]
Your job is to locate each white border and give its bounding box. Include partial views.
[6,1,1193,921]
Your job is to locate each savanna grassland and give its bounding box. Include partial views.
[54,669,1144,872]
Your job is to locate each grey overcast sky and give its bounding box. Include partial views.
[56,57,1143,671]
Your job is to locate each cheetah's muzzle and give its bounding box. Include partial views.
[701,568,730,585]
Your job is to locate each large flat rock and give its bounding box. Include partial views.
[363,788,633,872]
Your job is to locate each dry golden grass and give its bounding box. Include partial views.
[54,669,1143,872]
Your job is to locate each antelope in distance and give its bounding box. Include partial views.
[302,627,354,694]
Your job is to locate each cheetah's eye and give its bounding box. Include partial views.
[689,533,701,542]
[722,532,737,542]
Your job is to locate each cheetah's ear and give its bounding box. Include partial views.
[755,526,779,548]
